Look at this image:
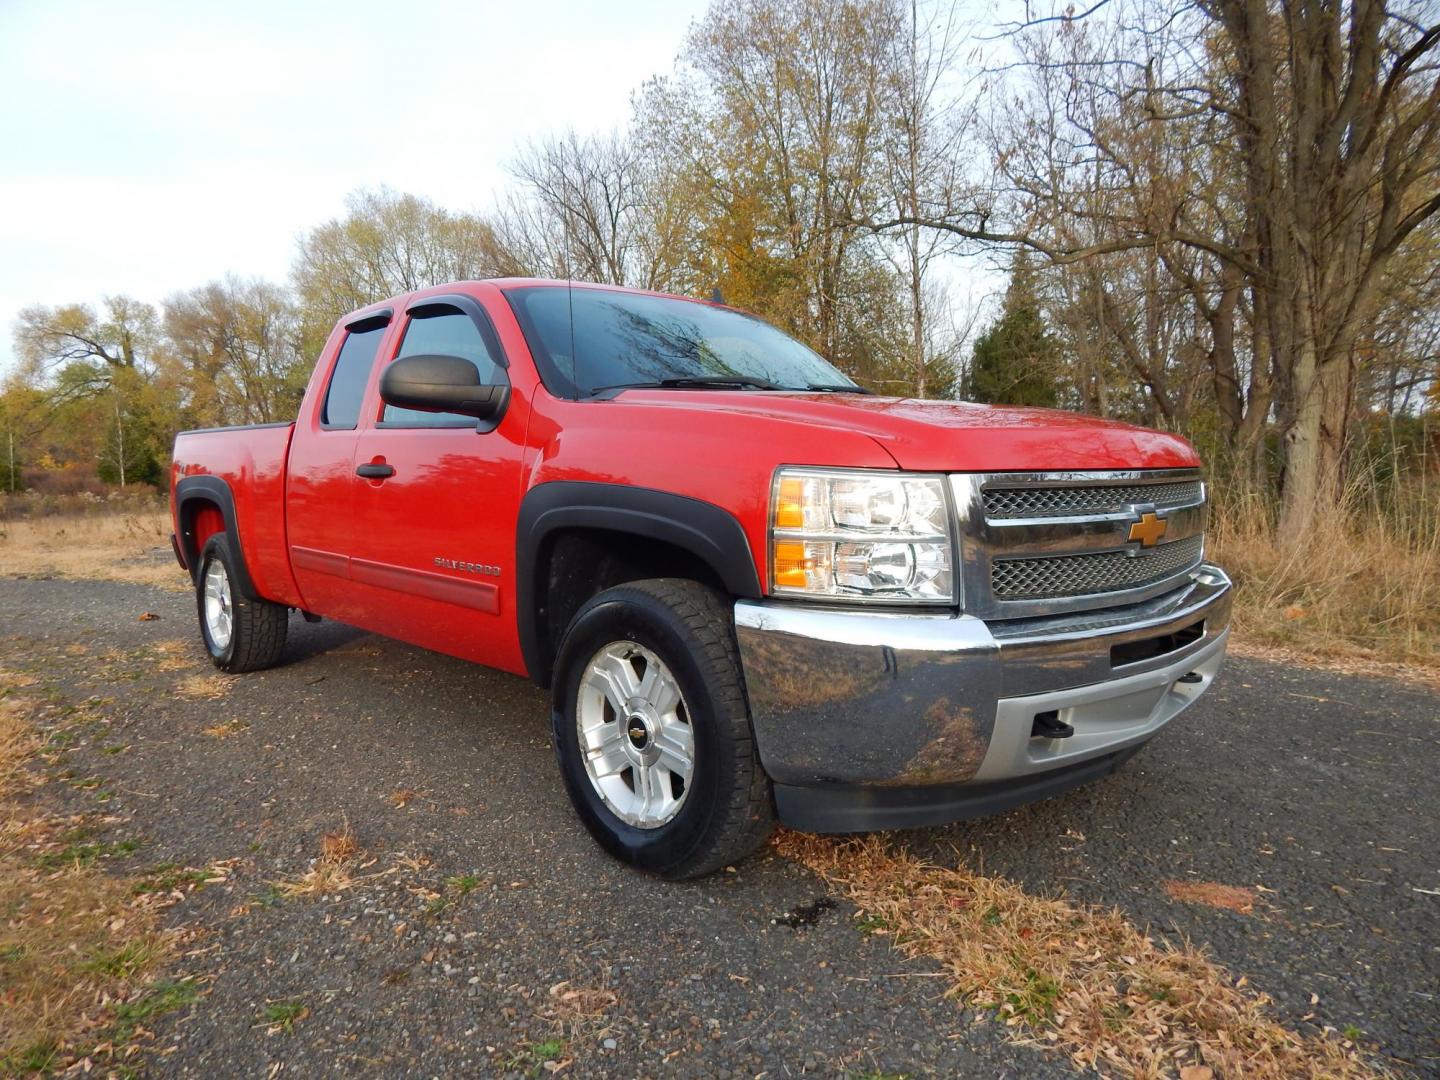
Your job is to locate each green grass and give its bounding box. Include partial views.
[260,1000,308,1033]
[0,1037,60,1076]
[131,863,211,895]
[111,978,201,1043]
[1003,969,1062,1022]
[1343,1024,1364,1042]
[35,836,142,870]
[45,729,79,750]
[854,914,890,935]
[445,873,481,894]
[251,884,285,908]
[508,1038,567,1076]
[81,940,162,980]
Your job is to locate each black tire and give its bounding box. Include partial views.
[195,534,289,673]
[551,578,775,879]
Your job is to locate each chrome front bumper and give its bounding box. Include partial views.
[733,564,1232,831]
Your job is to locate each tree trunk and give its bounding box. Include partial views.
[1278,341,1353,537]
[114,401,126,488]
[909,228,925,396]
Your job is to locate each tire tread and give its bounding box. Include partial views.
[631,579,774,879]
[198,535,288,674]
[555,577,775,879]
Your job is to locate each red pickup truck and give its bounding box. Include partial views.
[170,279,1231,878]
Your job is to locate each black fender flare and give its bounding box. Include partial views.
[515,481,762,686]
[173,475,260,600]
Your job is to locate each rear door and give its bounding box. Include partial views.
[343,292,531,673]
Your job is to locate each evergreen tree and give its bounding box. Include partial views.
[966,253,1059,408]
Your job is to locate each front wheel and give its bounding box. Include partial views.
[196,534,289,673]
[551,579,774,879]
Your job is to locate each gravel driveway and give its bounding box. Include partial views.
[2,574,1435,1077]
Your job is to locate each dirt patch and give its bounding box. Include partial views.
[776,831,1382,1079]
[1164,880,1259,914]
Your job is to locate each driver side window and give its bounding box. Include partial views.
[382,309,504,427]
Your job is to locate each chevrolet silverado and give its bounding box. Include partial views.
[169,279,1232,879]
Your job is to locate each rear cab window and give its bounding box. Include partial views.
[322,320,389,429]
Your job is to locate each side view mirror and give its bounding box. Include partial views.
[379,354,508,421]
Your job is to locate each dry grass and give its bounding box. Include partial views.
[152,639,197,673]
[0,675,176,1075]
[0,691,39,801]
[0,509,184,591]
[201,720,249,738]
[175,674,233,700]
[542,980,619,1035]
[777,832,1383,1079]
[1209,475,1440,670]
[276,824,363,898]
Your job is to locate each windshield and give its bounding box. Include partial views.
[503,286,858,398]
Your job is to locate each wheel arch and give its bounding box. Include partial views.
[516,482,762,689]
[174,475,260,600]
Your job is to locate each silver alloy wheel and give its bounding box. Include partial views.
[576,641,695,829]
[203,558,234,652]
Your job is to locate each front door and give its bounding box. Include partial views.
[286,311,395,625]
[344,294,530,674]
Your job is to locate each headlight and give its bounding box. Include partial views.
[769,468,955,603]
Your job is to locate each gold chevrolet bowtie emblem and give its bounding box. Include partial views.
[1127,511,1168,548]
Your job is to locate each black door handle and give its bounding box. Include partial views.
[356,462,395,480]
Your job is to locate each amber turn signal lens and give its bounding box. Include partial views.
[772,541,810,588]
[775,476,805,530]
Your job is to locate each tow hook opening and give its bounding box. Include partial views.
[1031,709,1074,740]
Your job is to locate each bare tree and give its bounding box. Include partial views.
[162,277,310,426]
[14,295,157,377]
[293,188,521,337]
[507,130,643,285]
[876,0,969,395]
[868,0,1440,535]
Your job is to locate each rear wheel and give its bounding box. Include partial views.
[196,534,288,673]
[551,579,774,879]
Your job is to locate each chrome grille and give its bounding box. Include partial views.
[952,469,1209,618]
[992,535,1204,601]
[983,480,1202,519]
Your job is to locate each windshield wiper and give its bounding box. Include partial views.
[589,375,784,395]
[802,382,872,394]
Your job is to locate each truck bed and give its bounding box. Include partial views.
[169,421,302,608]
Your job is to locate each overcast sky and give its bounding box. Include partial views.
[0,0,708,371]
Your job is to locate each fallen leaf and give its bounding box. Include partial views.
[1180,1067,1214,1080]
[138,612,160,621]
[1164,880,1257,914]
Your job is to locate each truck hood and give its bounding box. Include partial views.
[614,390,1199,472]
